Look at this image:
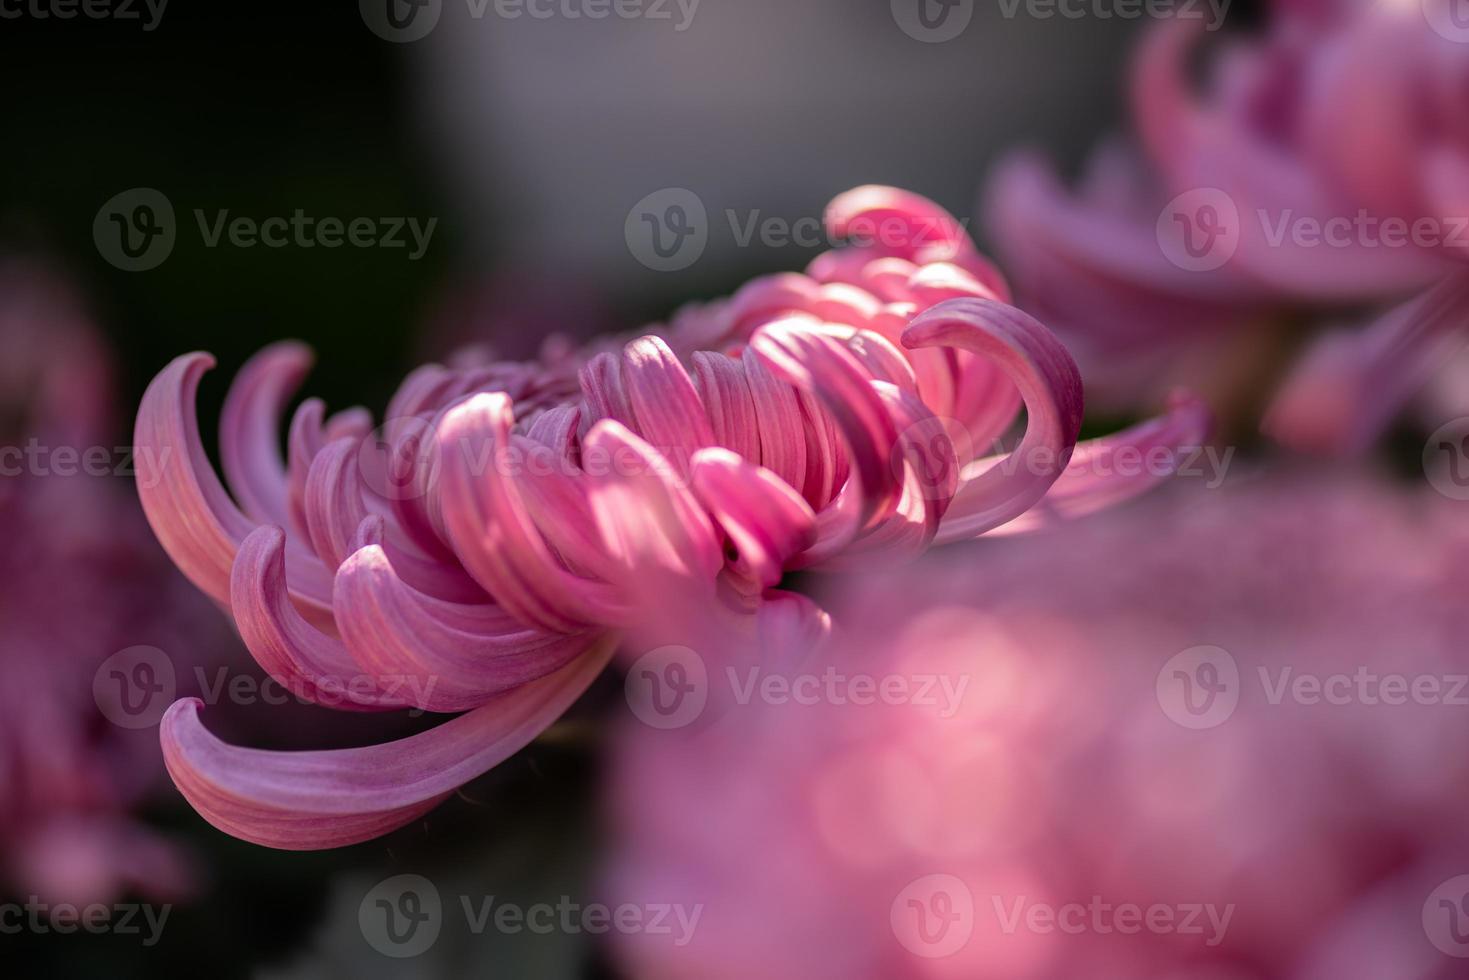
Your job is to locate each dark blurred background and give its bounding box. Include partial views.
[0,3,1164,976]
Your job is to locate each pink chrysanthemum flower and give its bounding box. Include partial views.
[605,472,1469,980]
[987,2,1469,453]
[138,186,1207,850]
[0,263,197,905]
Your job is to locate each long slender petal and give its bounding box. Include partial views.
[159,638,616,850]
[219,341,312,527]
[437,393,624,632]
[230,526,412,711]
[334,519,598,712]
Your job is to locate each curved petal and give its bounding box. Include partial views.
[219,341,312,527]
[302,438,368,572]
[691,351,762,463]
[822,185,1008,295]
[134,353,260,604]
[902,298,1084,540]
[159,638,616,850]
[583,421,723,593]
[741,345,809,494]
[230,526,414,711]
[334,519,599,712]
[620,335,715,466]
[437,393,624,632]
[751,318,904,530]
[690,448,817,591]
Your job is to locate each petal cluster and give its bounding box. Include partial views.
[138,187,1206,849]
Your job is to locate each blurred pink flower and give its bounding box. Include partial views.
[138,186,1208,850]
[987,3,1469,452]
[605,472,1469,979]
[0,262,198,906]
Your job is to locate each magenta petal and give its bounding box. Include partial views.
[751,318,903,529]
[437,393,623,632]
[302,438,368,571]
[620,336,716,461]
[902,297,1084,540]
[334,520,598,712]
[135,352,260,604]
[230,526,412,711]
[219,341,313,527]
[976,391,1213,541]
[691,352,762,463]
[690,448,817,590]
[822,185,1009,297]
[583,421,723,589]
[741,346,809,496]
[159,638,615,850]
